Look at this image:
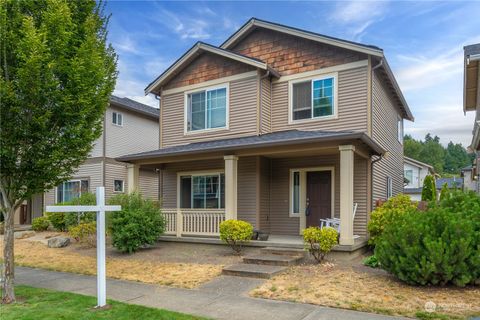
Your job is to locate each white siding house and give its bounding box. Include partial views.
[403,157,434,201]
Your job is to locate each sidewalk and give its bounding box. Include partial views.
[16,266,407,320]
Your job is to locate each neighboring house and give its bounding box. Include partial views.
[403,157,435,201]
[461,166,477,192]
[14,96,160,225]
[436,177,464,191]
[463,43,480,193]
[118,18,413,247]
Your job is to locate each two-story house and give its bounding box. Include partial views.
[14,96,160,225]
[118,18,413,247]
[403,156,435,201]
[464,43,480,194]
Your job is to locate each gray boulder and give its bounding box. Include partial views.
[48,237,70,248]
[14,231,35,239]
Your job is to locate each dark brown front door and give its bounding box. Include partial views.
[306,171,331,227]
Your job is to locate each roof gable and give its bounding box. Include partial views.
[145,42,277,95]
[110,96,159,119]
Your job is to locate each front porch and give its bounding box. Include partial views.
[120,130,384,249]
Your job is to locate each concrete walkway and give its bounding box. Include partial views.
[16,266,407,320]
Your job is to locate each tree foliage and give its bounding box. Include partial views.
[421,175,437,202]
[0,0,117,303]
[404,134,473,175]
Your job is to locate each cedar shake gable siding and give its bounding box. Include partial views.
[164,52,257,90]
[230,28,367,76]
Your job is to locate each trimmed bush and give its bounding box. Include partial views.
[375,205,480,286]
[32,217,50,231]
[421,175,437,202]
[45,211,66,231]
[439,183,450,202]
[62,193,97,230]
[108,193,165,253]
[69,222,97,248]
[363,254,380,268]
[367,194,417,246]
[219,220,253,254]
[302,226,338,262]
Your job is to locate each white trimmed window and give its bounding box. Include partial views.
[114,179,124,193]
[179,173,225,209]
[404,170,413,186]
[112,112,123,126]
[186,85,228,132]
[56,179,89,203]
[398,118,403,143]
[291,75,336,121]
[386,176,393,199]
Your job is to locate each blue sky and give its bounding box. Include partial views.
[105,0,480,147]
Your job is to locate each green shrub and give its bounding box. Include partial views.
[32,217,50,231]
[108,193,165,253]
[302,227,338,262]
[363,254,380,268]
[45,211,66,231]
[219,220,253,254]
[375,206,480,286]
[69,222,97,248]
[421,175,437,202]
[367,194,417,246]
[60,193,97,230]
[439,183,450,202]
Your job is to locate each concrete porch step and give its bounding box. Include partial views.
[243,254,303,266]
[260,247,306,256]
[222,263,287,279]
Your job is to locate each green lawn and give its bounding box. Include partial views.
[1,285,208,320]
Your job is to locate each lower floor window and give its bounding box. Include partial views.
[179,173,225,209]
[56,179,89,203]
[114,179,124,192]
[387,176,393,199]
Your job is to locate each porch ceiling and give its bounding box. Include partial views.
[117,130,385,165]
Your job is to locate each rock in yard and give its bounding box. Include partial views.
[48,237,70,248]
[14,231,36,239]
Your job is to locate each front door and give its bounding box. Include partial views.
[306,171,331,227]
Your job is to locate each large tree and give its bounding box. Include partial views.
[0,0,117,303]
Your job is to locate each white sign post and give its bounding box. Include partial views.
[46,186,121,307]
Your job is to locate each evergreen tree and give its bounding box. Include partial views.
[421,175,437,202]
[439,183,450,202]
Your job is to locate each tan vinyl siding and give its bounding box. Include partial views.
[372,71,404,203]
[354,155,368,237]
[31,193,44,219]
[260,77,272,134]
[105,162,128,199]
[271,66,368,133]
[139,169,159,200]
[237,157,257,227]
[44,161,103,207]
[161,77,258,148]
[259,157,271,231]
[105,106,159,158]
[89,134,103,158]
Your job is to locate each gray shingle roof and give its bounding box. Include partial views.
[110,95,159,119]
[436,177,464,189]
[465,43,480,57]
[117,130,384,162]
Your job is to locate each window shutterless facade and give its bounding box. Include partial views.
[114,179,124,193]
[185,84,228,133]
[179,173,225,209]
[112,112,123,126]
[56,179,89,203]
[289,73,337,123]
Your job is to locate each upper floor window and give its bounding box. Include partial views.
[404,169,413,186]
[290,75,336,122]
[113,112,123,126]
[56,179,89,203]
[186,85,228,132]
[397,118,403,144]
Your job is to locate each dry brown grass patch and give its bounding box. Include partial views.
[251,264,480,319]
[3,239,222,288]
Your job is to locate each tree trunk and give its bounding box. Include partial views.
[2,207,15,304]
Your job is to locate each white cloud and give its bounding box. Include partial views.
[154,9,211,40]
[330,1,388,41]
[113,36,139,54]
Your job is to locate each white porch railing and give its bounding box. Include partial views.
[161,208,226,237]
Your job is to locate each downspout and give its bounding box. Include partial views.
[258,70,270,136]
[370,153,384,209]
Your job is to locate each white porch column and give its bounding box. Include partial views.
[224,155,238,220]
[127,163,140,193]
[339,145,355,245]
